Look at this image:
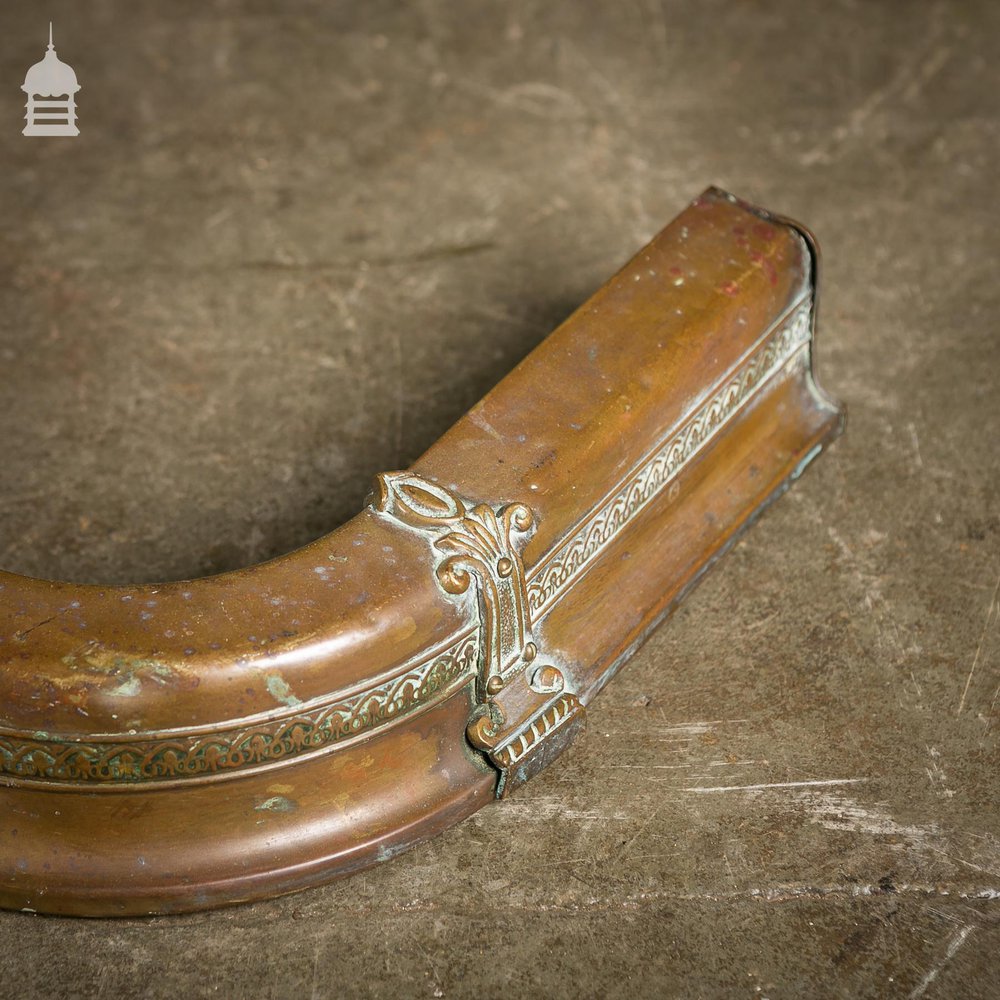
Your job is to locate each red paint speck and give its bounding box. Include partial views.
[669,265,683,276]
[720,281,739,297]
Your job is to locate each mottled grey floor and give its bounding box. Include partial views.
[0,1,998,997]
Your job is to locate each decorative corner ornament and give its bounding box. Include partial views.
[0,188,844,915]
[371,473,585,795]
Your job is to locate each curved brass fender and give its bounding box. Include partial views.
[0,189,843,915]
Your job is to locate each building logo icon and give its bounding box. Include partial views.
[22,23,80,137]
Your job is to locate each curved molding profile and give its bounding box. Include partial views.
[0,188,844,915]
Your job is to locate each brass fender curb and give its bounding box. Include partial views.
[0,188,844,915]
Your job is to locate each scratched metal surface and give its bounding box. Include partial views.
[0,0,997,997]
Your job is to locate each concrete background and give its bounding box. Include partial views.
[0,1,997,996]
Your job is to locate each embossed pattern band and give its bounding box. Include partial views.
[525,299,812,615]
[0,632,478,785]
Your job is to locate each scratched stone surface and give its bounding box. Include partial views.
[0,0,998,997]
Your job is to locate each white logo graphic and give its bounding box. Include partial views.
[22,23,80,137]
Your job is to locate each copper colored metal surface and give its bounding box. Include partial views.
[0,188,843,916]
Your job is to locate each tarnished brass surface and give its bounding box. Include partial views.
[0,188,842,915]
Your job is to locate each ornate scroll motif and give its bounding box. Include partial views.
[371,473,536,699]
[526,298,813,614]
[0,631,478,785]
[372,473,586,794]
